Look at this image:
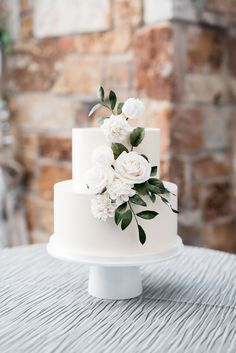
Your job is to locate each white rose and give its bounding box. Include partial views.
[84,166,114,193]
[122,98,144,119]
[92,145,114,166]
[91,193,116,221]
[101,114,132,143]
[107,177,136,206]
[115,151,151,184]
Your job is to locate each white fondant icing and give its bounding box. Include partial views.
[53,180,178,257]
[72,128,160,189]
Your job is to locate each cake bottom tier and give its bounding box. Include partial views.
[52,180,178,257]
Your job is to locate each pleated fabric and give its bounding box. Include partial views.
[0,244,235,353]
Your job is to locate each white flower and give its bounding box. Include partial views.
[84,166,114,193]
[91,193,116,221]
[122,98,144,119]
[115,151,151,184]
[107,178,136,205]
[92,145,114,166]
[101,114,132,143]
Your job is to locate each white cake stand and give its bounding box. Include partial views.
[47,235,184,300]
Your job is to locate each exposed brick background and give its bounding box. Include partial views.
[1,0,236,251]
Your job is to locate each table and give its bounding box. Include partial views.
[0,244,235,353]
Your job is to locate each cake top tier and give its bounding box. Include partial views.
[72,127,160,188]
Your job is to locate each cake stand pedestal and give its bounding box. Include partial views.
[47,236,183,300]
[88,266,142,299]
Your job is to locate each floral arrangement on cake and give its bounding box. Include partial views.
[84,87,178,245]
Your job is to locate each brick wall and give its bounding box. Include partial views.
[2,0,236,251]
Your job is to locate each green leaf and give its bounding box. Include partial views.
[97,116,109,125]
[114,202,127,225]
[148,178,164,187]
[117,202,127,213]
[160,196,171,207]
[130,194,147,207]
[121,209,132,230]
[97,86,105,101]
[147,178,166,194]
[140,154,149,162]
[138,225,146,245]
[160,184,176,196]
[130,127,145,147]
[133,183,148,195]
[163,186,176,196]
[88,103,102,117]
[146,184,157,195]
[109,90,117,110]
[136,210,158,219]
[148,192,156,203]
[151,166,158,177]
[160,196,179,214]
[115,211,123,225]
[111,143,128,159]
[117,102,124,114]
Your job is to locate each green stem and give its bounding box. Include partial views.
[128,201,139,227]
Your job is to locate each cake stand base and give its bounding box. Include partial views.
[88,266,142,300]
[47,235,183,300]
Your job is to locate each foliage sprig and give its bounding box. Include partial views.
[88,86,124,118]
[88,86,178,245]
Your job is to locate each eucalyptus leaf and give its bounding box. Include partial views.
[151,166,158,177]
[130,127,145,147]
[136,210,158,219]
[109,90,117,110]
[130,194,147,207]
[121,209,132,230]
[88,103,102,117]
[117,102,124,114]
[111,143,128,159]
[97,86,105,101]
[138,225,146,245]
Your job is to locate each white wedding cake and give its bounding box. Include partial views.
[49,88,179,259]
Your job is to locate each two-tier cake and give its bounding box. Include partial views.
[48,88,179,261]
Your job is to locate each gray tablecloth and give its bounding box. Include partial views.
[0,244,235,353]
